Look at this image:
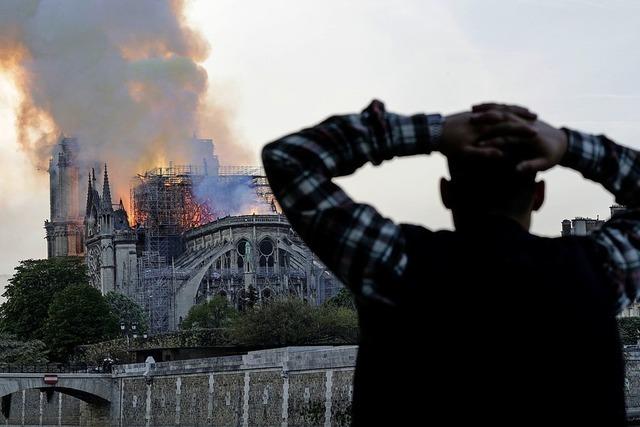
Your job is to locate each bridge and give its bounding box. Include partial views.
[0,372,112,405]
[0,369,114,426]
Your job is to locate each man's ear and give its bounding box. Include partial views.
[440,177,453,210]
[532,180,545,211]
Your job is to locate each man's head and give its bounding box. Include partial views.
[440,154,545,230]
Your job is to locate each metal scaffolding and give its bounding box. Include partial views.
[130,165,216,260]
[136,251,174,335]
[218,165,277,209]
[129,163,277,334]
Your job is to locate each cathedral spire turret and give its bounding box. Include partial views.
[86,171,93,214]
[102,163,113,211]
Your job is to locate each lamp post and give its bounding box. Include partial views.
[121,322,139,347]
[120,322,129,347]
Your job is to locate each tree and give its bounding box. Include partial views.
[181,295,237,329]
[43,284,119,361]
[0,258,88,340]
[0,333,48,364]
[618,317,640,346]
[325,287,356,310]
[314,305,359,344]
[231,298,315,347]
[230,297,358,347]
[104,292,148,333]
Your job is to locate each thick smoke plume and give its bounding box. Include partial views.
[0,0,247,204]
[194,176,274,218]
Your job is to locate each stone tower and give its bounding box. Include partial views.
[85,165,138,295]
[44,137,85,258]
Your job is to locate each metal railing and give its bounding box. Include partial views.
[0,363,111,374]
[184,214,290,240]
[218,165,265,176]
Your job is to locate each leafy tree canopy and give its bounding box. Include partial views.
[230,297,358,347]
[0,333,48,364]
[0,257,88,340]
[181,295,238,330]
[104,292,148,333]
[618,317,640,346]
[325,287,356,310]
[314,305,359,344]
[44,284,119,362]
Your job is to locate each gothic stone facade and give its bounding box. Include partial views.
[172,214,340,328]
[45,137,85,258]
[84,165,138,295]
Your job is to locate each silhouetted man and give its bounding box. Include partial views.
[262,101,639,426]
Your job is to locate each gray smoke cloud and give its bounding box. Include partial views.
[0,0,242,203]
[193,176,274,218]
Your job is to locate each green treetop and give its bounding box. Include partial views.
[0,257,88,340]
[44,284,119,362]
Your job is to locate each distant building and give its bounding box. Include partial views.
[561,217,605,237]
[560,205,630,237]
[610,204,627,218]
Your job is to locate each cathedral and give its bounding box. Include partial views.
[45,136,342,333]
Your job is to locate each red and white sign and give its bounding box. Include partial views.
[43,375,58,385]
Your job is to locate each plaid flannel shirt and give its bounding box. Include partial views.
[561,128,640,312]
[262,100,640,312]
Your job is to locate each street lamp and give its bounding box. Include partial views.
[121,322,141,346]
[120,322,130,347]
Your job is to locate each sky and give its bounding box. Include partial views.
[0,0,639,275]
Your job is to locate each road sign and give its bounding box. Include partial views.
[43,375,58,385]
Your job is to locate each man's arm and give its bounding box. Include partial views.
[261,100,443,305]
[263,100,534,305]
[560,129,640,312]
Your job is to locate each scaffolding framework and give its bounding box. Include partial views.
[131,166,217,259]
[218,166,276,208]
[136,251,174,334]
[130,163,276,334]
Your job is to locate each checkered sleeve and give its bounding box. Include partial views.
[261,100,443,305]
[561,128,640,312]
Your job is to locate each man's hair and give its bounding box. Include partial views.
[446,155,537,216]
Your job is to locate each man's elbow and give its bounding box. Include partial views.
[261,143,278,178]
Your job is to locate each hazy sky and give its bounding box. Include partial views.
[0,0,639,274]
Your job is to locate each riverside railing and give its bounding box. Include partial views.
[0,363,111,374]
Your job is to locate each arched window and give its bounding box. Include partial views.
[237,240,252,272]
[223,251,231,269]
[259,239,275,268]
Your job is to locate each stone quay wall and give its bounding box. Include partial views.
[112,345,357,426]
